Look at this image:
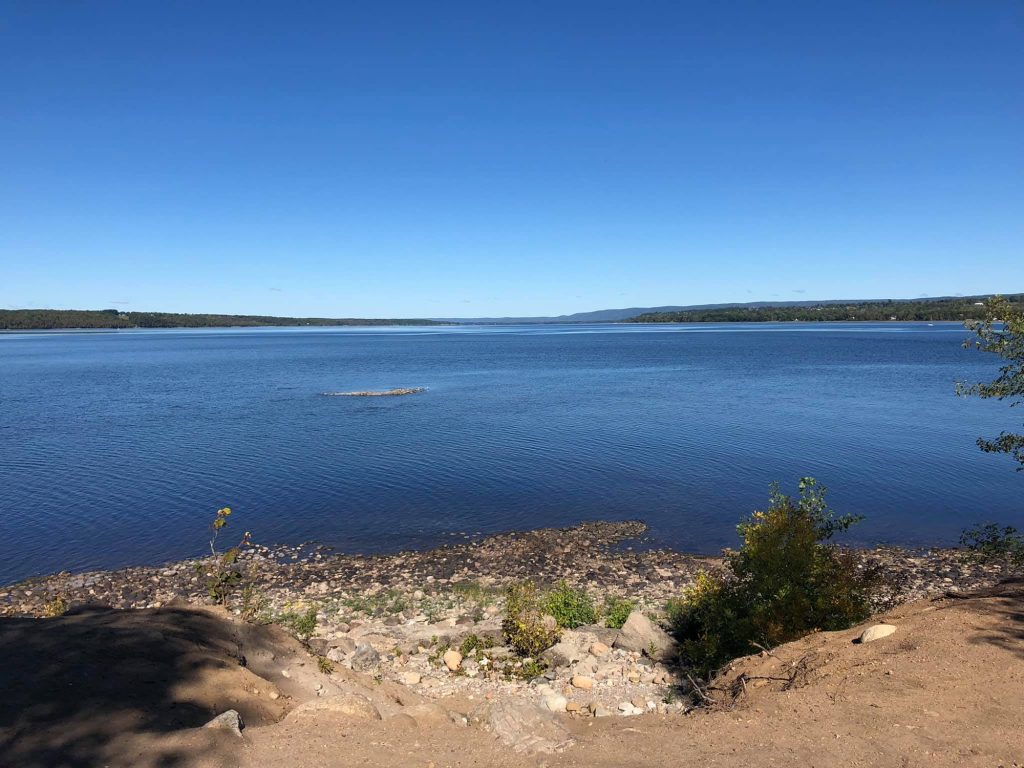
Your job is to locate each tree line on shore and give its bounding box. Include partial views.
[0,308,442,330]
[627,294,1024,323]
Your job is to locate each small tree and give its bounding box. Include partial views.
[205,507,253,604]
[958,295,1024,470]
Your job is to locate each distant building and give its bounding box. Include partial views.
[974,301,985,306]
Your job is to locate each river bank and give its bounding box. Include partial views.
[1,520,1006,619]
[1,521,1009,720]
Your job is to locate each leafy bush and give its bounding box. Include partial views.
[960,523,1024,571]
[601,596,635,629]
[670,478,879,675]
[502,581,560,657]
[542,581,597,629]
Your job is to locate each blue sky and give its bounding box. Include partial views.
[1,2,1021,317]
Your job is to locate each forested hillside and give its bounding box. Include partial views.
[627,295,1024,323]
[0,309,441,330]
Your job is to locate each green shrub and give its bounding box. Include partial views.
[42,594,69,618]
[960,523,1024,571]
[459,633,494,657]
[502,581,560,657]
[670,478,879,675]
[542,581,597,629]
[279,605,318,641]
[601,596,635,629]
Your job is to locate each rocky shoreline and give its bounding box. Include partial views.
[0,521,1009,720]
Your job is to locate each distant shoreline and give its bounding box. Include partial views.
[0,308,446,332]
[2,294,1020,330]
[0,318,984,333]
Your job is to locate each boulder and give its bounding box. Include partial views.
[307,637,330,655]
[571,675,594,691]
[858,624,897,644]
[542,693,567,713]
[540,629,598,668]
[203,710,243,736]
[350,643,381,671]
[442,649,463,671]
[613,612,677,662]
[328,636,357,655]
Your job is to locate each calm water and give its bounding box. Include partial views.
[1,322,1020,585]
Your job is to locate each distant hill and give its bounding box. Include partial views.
[0,309,443,331]
[626,294,1024,323]
[435,306,695,324]
[438,295,1018,324]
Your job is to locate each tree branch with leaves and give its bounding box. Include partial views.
[957,295,1024,470]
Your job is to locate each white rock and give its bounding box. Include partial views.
[443,649,463,671]
[542,694,568,713]
[858,624,897,643]
[402,671,422,685]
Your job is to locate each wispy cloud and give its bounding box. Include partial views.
[268,287,283,293]
[792,288,806,294]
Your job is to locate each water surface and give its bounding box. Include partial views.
[1,322,1020,584]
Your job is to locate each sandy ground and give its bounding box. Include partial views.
[2,581,1021,768]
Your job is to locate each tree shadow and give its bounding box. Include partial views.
[0,603,256,768]
[958,578,1024,661]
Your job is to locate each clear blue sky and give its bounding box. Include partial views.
[2,2,1021,318]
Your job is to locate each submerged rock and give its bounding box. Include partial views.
[321,388,426,397]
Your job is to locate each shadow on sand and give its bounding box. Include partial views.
[0,603,280,768]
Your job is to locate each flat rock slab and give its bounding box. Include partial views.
[286,693,381,721]
[476,699,575,755]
